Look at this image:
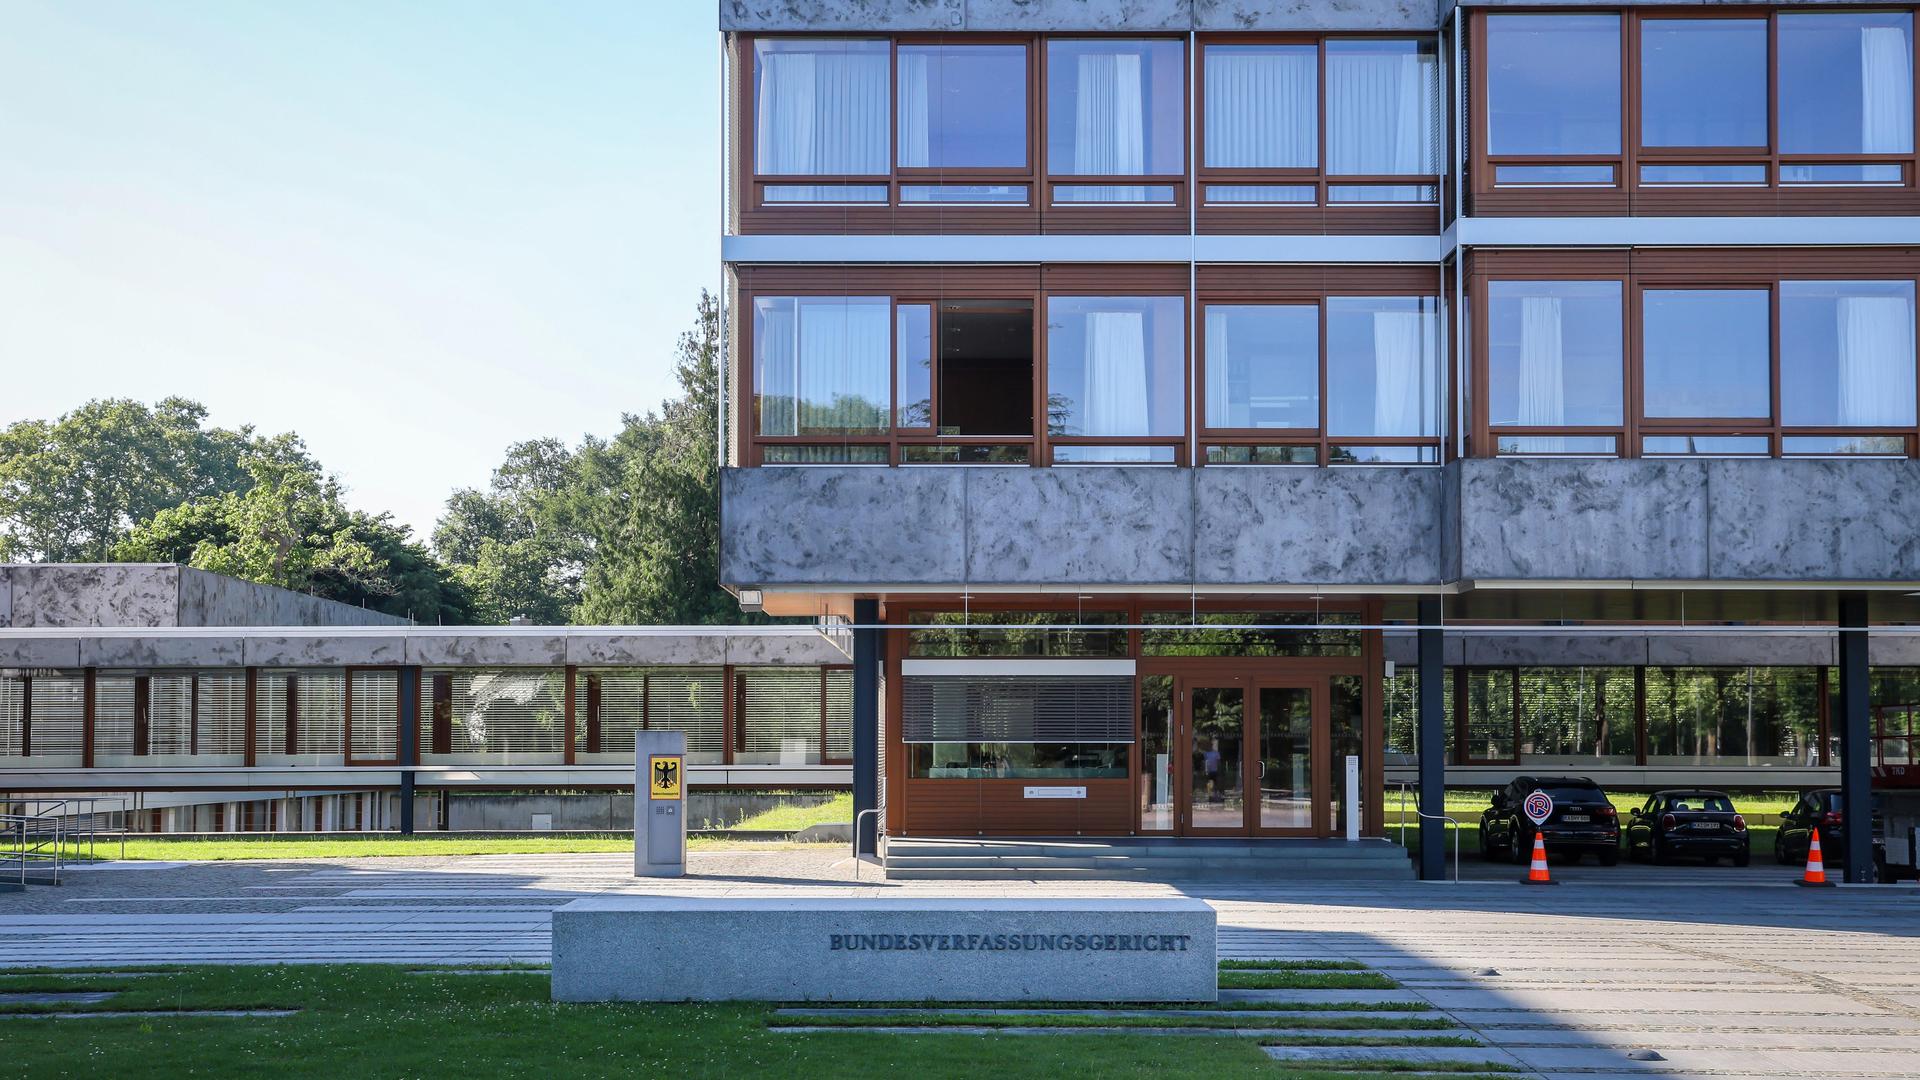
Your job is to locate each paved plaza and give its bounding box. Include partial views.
[5,850,1920,1078]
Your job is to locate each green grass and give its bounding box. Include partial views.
[729,791,852,831]
[1220,960,1369,971]
[51,834,840,862]
[790,1013,1456,1031]
[1385,789,1802,822]
[0,965,1473,1079]
[1218,970,1399,991]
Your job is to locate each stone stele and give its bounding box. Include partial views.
[550,896,1218,1002]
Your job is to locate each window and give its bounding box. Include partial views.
[1485,14,1622,157]
[1517,667,1637,763]
[1644,667,1821,766]
[1203,44,1316,169]
[1325,40,1439,175]
[1640,19,1767,149]
[1641,290,1770,420]
[1486,281,1624,439]
[752,297,891,437]
[898,44,1028,169]
[1780,13,1914,156]
[753,39,890,178]
[1203,305,1318,431]
[901,674,1133,778]
[1326,297,1440,439]
[1780,281,1918,429]
[1047,39,1185,196]
[1045,296,1185,444]
[1140,611,1364,658]
[905,611,1128,658]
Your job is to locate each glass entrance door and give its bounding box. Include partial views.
[1184,684,1248,832]
[1255,684,1319,834]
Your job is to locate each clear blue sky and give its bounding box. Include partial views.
[0,1,719,540]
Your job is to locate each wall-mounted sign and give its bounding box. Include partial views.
[649,755,683,800]
[1024,786,1087,799]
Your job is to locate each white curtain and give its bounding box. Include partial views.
[1204,308,1234,428]
[1327,47,1436,175]
[898,50,932,168]
[796,299,890,433]
[756,301,799,436]
[1204,47,1315,168]
[755,44,889,178]
[1085,310,1150,436]
[1073,50,1147,202]
[1371,311,1429,437]
[1517,297,1567,427]
[1861,27,1914,154]
[1837,295,1917,426]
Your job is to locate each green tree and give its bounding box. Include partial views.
[433,438,583,624]
[0,397,271,561]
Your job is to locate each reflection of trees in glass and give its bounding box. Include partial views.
[1645,667,1820,763]
[1141,611,1364,657]
[458,670,567,751]
[1517,667,1636,758]
[905,610,1127,658]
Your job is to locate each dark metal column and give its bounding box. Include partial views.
[1837,592,1873,882]
[1417,594,1447,881]
[853,598,881,858]
[398,666,420,836]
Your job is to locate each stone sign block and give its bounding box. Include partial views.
[551,896,1217,1003]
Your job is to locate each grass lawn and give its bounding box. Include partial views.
[54,834,838,862]
[730,791,852,831]
[0,966,1509,1080]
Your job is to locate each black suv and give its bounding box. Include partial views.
[1625,789,1750,866]
[1775,788,1887,876]
[1481,776,1620,865]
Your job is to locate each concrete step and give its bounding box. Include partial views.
[881,837,1414,881]
[885,864,1416,882]
[883,855,1413,871]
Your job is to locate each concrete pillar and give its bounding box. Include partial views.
[1416,594,1447,882]
[1838,592,1875,883]
[224,802,239,833]
[852,597,880,858]
[320,795,336,832]
[398,667,419,834]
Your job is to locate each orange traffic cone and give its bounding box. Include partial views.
[1798,828,1836,888]
[1522,831,1556,885]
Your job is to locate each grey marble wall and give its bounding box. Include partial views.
[1,564,406,628]
[1456,460,1711,582]
[1194,466,1445,586]
[722,0,1442,31]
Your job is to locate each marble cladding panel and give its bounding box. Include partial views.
[965,468,1191,584]
[567,634,731,667]
[80,635,245,669]
[961,0,1191,29]
[178,567,406,627]
[721,468,967,585]
[0,567,12,626]
[8,564,181,628]
[1197,0,1439,30]
[1381,630,1463,667]
[1646,632,1835,668]
[1869,635,1920,666]
[1193,467,1443,586]
[0,636,84,669]
[1461,633,1650,667]
[405,634,568,667]
[241,635,407,668]
[1704,460,1920,582]
[723,631,851,665]
[721,0,962,30]
[1457,460,1711,582]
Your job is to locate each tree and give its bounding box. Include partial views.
[117,448,471,624]
[0,397,271,561]
[433,439,584,624]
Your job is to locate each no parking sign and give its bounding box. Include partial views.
[1523,790,1554,826]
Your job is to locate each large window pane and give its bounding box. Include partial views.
[1327,39,1439,175]
[1203,44,1316,169]
[1045,296,1185,438]
[1781,281,1917,428]
[1326,297,1440,438]
[1487,281,1623,429]
[1780,13,1914,154]
[1641,290,1770,419]
[1486,14,1622,156]
[1640,19,1767,148]
[897,304,932,429]
[1517,667,1637,763]
[1464,669,1515,762]
[898,44,1027,168]
[1046,39,1185,176]
[754,39,890,175]
[753,297,891,436]
[1645,667,1821,766]
[1203,305,1319,430]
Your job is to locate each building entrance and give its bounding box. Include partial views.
[1157,675,1329,837]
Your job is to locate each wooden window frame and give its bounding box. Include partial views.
[1041,281,1191,466]
[1470,7,1920,215]
[1469,248,1920,458]
[1194,32,1443,235]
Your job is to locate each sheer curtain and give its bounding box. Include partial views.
[797,299,890,433]
[1085,310,1151,436]
[1073,50,1148,200]
[1204,308,1234,427]
[898,50,932,168]
[1371,311,1430,436]
[1861,26,1915,153]
[1518,297,1567,450]
[756,301,799,436]
[1204,47,1315,168]
[1837,294,1917,426]
[1326,45,1436,175]
[756,42,890,195]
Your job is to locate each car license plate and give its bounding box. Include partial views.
[1563,814,1590,823]
[1694,822,1721,830]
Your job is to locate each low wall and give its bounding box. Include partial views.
[446,792,839,832]
[551,897,1218,1002]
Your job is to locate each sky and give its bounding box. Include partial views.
[0,1,719,540]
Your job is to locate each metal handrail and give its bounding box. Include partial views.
[1,813,65,887]
[17,797,128,862]
[852,808,884,880]
[1393,783,1461,883]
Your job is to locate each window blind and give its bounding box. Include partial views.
[901,675,1134,744]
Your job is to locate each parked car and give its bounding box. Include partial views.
[1480,776,1620,865]
[1775,788,1887,876]
[1624,789,1750,866]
